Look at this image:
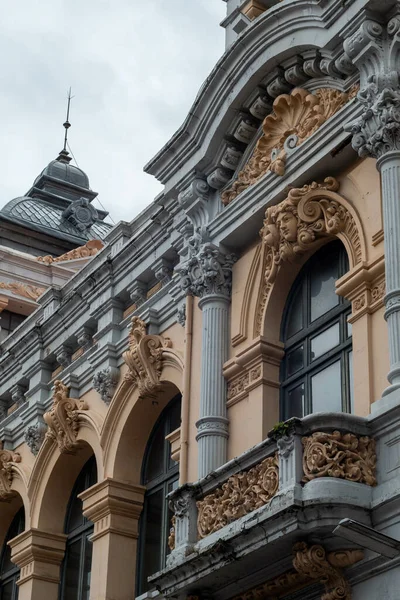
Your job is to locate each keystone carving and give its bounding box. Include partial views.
[93,367,119,404]
[197,454,278,538]
[123,317,172,397]
[0,281,45,301]
[302,430,376,486]
[44,381,87,454]
[255,178,362,335]
[0,442,21,501]
[293,542,364,600]
[222,86,358,205]
[231,542,363,600]
[36,239,103,264]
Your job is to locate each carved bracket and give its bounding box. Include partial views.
[123,317,172,397]
[44,381,88,454]
[0,442,21,501]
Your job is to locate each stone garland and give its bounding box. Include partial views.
[197,454,279,539]
[302,430,377,486]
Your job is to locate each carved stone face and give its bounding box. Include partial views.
[276,211,298,242]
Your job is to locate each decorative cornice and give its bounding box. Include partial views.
[196,453,278,539]
[302,430,377,486]
[0,281,45,301]
[36,239,104,265]
[344,17,400,158]
[0,441,21,501]
[43,381,87,454]
[221,86,358,205]
[123,317,171,397]
[176,229,236,300]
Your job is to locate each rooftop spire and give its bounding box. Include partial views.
[57,87,73,164]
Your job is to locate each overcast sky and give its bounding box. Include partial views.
[0,1,226,225]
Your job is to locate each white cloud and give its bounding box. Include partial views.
[0,0,226,224]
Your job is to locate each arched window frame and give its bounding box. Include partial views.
[137,394,182,595]
[280,241,353,420]
[59,456,97,600]
[0,508,25,600]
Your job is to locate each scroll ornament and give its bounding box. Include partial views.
[231,542,363,600]
[0,442,20,501]
[197,454,278,538]
[123,317,172,397]
[222,86,358,205]
[0,281,45,301]
[302,431,376,486]
[293,542,364,600]
[44,381,88,454]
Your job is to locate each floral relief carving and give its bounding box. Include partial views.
[353,294,366,312]
[0,281,45,301]
[231,542,363,600]
[43,380,88,454]
[123,316,172,397]
[197,454,279,538]
[222,86,358,205]
[0,442,21,501]
[371,281,385,303]
[227,373,249,400]
[254,177,362,335]
[302,431,376,486]
[36,239,103,264]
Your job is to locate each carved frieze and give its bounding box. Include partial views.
[36,239,103,264]
[0,442,21,501]
[123,317,172,397]
[221,86,358,205]
[197,454,279,538]
[302,430,377,486]
[0,282,45,301]
[43,381,87,454]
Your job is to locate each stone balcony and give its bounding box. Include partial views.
[149,406,400,600]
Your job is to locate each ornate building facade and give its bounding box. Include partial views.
[1,1,400,599]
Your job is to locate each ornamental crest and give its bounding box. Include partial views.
[222,86,358,205]
[0,442,21,501]
[44,381,88,454]
[123,317,172,397]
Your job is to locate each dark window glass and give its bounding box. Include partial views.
[281,242,352,419]
[0,508,25,600]
[59,457,97,600]
[137,394,182,595]
[0,311,26,342]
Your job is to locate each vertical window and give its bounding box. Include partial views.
[137,394,182,595]
[281,241,352,419]
[0,508,25,600]
[0,312,26,342]
[60,456,97,600]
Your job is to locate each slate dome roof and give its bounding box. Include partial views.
[34,157,90,189]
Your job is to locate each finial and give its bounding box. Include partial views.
[57,87,74,164]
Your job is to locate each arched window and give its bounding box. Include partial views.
[137,394,182,595]
[59,456,97,600]
[281,241,352,420]
[0,508,25,600]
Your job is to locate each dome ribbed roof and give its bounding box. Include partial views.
[34,158,90,189]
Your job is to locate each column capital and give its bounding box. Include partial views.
[79,477,145,541]
[344,15,400,158]
[177,230,236,301]
[9,528,66,586]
